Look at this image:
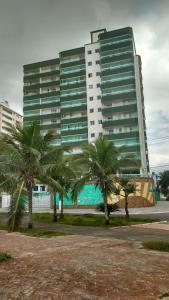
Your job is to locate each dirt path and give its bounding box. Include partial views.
[0,230,169,299]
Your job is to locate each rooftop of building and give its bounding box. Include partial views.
[0,101,23,118]
[23,26,135,69]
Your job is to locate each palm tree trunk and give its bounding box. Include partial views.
[103,191,109,225]
[28,187,33,229]
[60,194,64,220]
[53,192,57,222]
[124,194,129,218]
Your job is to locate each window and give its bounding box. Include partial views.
[98,108,102,112]
[97,95,101,100]
[51,108,57,112]
[88,61,92,66]
[97,83,101,88]
[130,127,133,131]
[90,121,95,125]
[119,128,122,132]
[89,84,93,89]
[91,133,95,137]
[89,96,93,101]
[95,49,99,53]
[90,109,94,113]
[98,120,102,124]
[88,50,92,54]
[96,60,100,64]
[96,72,100,76]
[51,119,57,123]
[33,186,38,192]
[40,185,46,192]
[88,73,92,78]
[99,132,103,136]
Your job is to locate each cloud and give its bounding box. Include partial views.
[0,0,168,170]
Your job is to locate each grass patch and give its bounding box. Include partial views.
[0,224,8,230]
[0,252,12,262]
[0,222,71,237]
[143,240,169,252]
[33,213,159,227]
[19,228,72,237]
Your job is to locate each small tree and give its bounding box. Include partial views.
[43,148,76,222]
[112,177,136,218]
[159,170,169,200]
[0,123,56,229]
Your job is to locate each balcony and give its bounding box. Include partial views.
[61,127,88,136]
[24,112,61,122]
[60,87,86,98]
[103,131,139,140]
[61,104,87,113]
[103,117,138,127]
[62,133,88,144]
[61,115,87,124]
[100,40,132,53]
[24,80,60,91]
[60,58,85,68]
[102,103,137,114]
[40,123,60,130]
[24,69,60,80]
[100,46,133,59]
[101,59,134,72]
[101,91,137,102]
[24,91,60,101]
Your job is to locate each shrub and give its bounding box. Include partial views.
[96,203,119,216]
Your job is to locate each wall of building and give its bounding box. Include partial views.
[23,26,149,176]
[85,42,103,142]
[0,101,22,134]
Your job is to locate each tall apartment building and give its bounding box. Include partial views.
[23,27,149,176]
[0,101,22,134]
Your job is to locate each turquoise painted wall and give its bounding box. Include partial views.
[51,183,103,206]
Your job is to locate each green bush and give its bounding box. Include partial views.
[96,203,119,216]
[0,252,12,262]
[143,240,169,252]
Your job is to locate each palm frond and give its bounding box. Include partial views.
[71,175,90,203]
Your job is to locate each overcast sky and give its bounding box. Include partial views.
[0,0,169,172]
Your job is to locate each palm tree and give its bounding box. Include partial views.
[0,171,26,231]
[72,136,139,224]
[72,136,122,224]
[43,149,76,221]
[112,177,136,218]
[0,122,56,229]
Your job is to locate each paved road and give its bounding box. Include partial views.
[29,219,169,242]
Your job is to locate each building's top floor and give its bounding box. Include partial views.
[0,100,23,120]
[23,26,135,71]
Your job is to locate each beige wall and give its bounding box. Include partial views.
[107,178,155,208]
[0,101,22,134]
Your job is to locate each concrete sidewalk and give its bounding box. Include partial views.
[1,200,169,215]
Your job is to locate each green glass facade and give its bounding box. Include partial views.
[23,26,149,175]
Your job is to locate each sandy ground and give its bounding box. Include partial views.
[0,229,169,300]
